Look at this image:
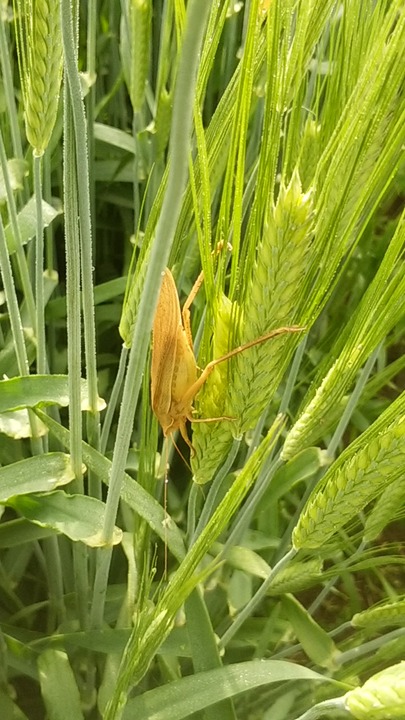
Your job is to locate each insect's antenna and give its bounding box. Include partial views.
[162,432,192,578]
[163,436,169,579]
[171,433,192,472]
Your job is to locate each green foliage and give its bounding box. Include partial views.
[0,1,404,719]
[344,662,405,720]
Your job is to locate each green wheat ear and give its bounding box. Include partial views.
[344,662,405,719]
[191,293,238,485]
[231,171,313,433]
[127,0,152,113]
[192,170,313,484]
[267,558,323,596]
[352,600,405,631]
[363,472,405,542]
[14,0,63,156]
[119,244,151,348]
[292,415,405,551]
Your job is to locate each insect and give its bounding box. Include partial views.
[151,267,304,455]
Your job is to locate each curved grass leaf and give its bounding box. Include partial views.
[0,452,75,501]
[4,197,62,255]
[0,158,28,201]
[7,491,123,547]
[38,650,84,720]
[0,408,48,438]
[0,374,105,413]
[122,659,331,720]
[36,409,186,561]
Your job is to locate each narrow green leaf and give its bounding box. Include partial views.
[94,122,136,153]
[0,330,36,376]
[122,659,329,720]
[7,491,123,547]
[4,197,62,254]
[184,592,235,720]
[0,408,48,438]
[0,690,28,719]
[0,453,75,502]
[267,447,329,504]
[36,408,187,561]
[0,518,56,547]
[219,543,271,580]
[282,595,340,669]
[4,633,39,680]
[0,375,105,413]
[46,276,127,320]
[38,650,84,720]
[0,158,28,201]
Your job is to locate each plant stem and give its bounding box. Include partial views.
[90,0,214,634]
[219,547,297,649]
[34,154,46,374]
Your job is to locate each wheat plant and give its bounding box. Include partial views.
[0,1,404,719]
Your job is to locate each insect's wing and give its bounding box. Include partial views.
[170,326,198,406]
[151,269,181,418]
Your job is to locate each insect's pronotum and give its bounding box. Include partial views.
[151,267,304,454]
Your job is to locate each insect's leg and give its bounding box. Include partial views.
[178,419,196,456]
[182,244,228,349]
[204,325,305,372]
[182,325,305,405]
[182,270,205,351]
[191,415,235,424]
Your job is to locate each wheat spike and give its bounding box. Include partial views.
[15,0,63,156]
[191,294,238,484]
[128,0,151,113]
[344,662,405,720]
[363,471,405,542]
[119,246,151,348]
[282,358,350,461]
[352,600,405,630]
[293,417,405,551]
[192,171,313,483]
[267,558,323,596]
[230,170,313,433]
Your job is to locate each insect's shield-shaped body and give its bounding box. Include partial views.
[151,269,198,451]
